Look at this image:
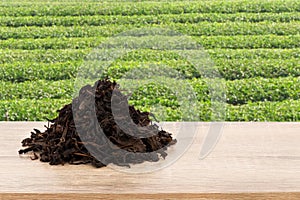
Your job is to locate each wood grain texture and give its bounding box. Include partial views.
[1,122,300,199]
[2,193,300,200]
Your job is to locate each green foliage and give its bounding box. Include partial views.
[0,37,104,50]
[0,12,299,27]
[0,80,74,100]
[0,99,70,121]
[3,58,293,82]
[199,35,300,49]
[1,48,299,64]
[227,100,300,121]
[1,35,299,50]
[1,0,299,121]
[225,77,300,105]
[0,61,78,82]
[0,22,299,40]
[129,82,179,109]
[217,58,300,80]
[1,99,299,121]
[189,77,300,105]
[1,0,299,17]
[0,49,87,64]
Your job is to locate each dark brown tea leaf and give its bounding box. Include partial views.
[19,79,176,168]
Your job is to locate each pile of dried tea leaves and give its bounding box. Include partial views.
[19,79,176,168]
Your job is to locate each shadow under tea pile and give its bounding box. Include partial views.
[19,79,176,168]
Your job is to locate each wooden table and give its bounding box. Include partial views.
[1,122,300,199]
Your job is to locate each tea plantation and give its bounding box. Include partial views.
[0,0,299,121]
